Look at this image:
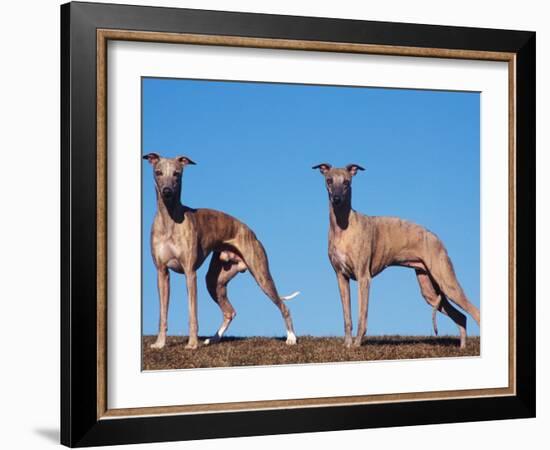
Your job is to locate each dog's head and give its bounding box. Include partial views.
[143,153,196,202]
[312,163,365,207]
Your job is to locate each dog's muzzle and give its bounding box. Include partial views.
[162,187,174,199]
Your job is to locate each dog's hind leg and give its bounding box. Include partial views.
[428,248,480,328]
[415,269,467,348]
[439,297,469,349]
[205,252,240,345]
[236,236,297,345]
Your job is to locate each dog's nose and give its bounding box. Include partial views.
[332,195,341,205]
[162,187,173,197]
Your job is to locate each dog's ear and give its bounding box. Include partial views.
[176,156,197,166]
[312,163,332,175]
[346,164,365,176]
[143,152,160,165]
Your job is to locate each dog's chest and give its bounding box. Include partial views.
[154,239,185,273]
[329,246,354,279]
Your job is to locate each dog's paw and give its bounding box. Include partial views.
[285,332,297,345]
[343,337,353,348]
[204,335,221,346]
[150,340,165,350]
[185,341,199,350]
[352,337,363,348]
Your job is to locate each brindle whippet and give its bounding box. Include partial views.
[144,153,299,349]
[313,163,480,348]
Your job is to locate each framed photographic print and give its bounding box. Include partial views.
[61,1,535,447]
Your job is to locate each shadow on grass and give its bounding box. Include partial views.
[159,335,287,348]
[157,335,470,347]
[206,336,287,343]
[365,337,463,347]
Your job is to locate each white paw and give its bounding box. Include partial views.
[204,336,220,346]
[150,341,165,350]
[286,332,297,345]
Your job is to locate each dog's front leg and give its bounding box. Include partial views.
[185,270,199,349]
[151,267,170,349]
[336,272,353,347]
[354,276,371,347]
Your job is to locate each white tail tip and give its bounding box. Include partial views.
[281,291,300,301]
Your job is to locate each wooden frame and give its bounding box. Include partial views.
[61,1,535,447]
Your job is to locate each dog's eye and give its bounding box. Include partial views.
[155,170,162,176]
[173,171,181,177]
[327,178,333,185]
[343,180,350,186]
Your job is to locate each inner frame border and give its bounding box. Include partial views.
[96,29,516,420]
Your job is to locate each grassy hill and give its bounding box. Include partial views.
[142,335,480,370]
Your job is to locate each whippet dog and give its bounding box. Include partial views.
[313,163,480,348]
[144,153,299,349]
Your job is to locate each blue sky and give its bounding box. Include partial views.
[141,77,480,338]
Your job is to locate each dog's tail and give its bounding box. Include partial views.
[281,291,300,301]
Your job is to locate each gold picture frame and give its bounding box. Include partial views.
[62,2,534,446]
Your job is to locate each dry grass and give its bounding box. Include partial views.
[142,335,480,370]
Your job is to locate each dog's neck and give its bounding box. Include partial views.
[329,195,352,231]
[155,187,185,226]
